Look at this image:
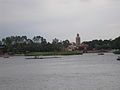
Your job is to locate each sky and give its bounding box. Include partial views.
[0,0,120,42]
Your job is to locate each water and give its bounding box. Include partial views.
[0,53,120,90]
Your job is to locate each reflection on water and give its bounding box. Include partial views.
[0,53,120,90]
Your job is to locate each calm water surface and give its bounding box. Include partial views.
[0,53,120,90]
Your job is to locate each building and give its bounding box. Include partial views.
[66,33,88,52]
[76,33,81,46]
[67,42,76,51]
[67,33,81,51]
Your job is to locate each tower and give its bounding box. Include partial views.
[76,33,81,46]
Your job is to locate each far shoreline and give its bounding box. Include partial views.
[1,50,119,57]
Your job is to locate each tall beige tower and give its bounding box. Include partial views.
[76,33,81,46]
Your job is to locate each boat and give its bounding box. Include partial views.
[98,53,104,55]
[117,56,120,61]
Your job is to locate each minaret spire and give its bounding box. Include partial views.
[76,33,81,46]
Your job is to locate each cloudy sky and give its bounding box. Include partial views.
[0,0,120,42]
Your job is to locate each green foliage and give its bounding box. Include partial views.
[83,36,120,51]
[112,36,120,50]
[83,39,112,50]
[1,35,120,54]
[1,36,70,54]
[25,51,82,56]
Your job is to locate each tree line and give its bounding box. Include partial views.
[83,36,120,50]
[0,35,120,54]
[0,36,70,54]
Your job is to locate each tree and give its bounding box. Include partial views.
[63,40,70,48]
[52,38,59,44]
[83,39,112,50]
[112,36,120,50]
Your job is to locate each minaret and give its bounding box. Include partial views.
[76,33,81,46]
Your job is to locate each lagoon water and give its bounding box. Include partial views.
[0,53,120,90]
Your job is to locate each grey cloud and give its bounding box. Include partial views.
[80,0,91,2]
[0,0,120,42]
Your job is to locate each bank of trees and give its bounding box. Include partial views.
[112,36,120,50]
[0,35,120,54]
[83,36,120,50]
[83,39,112,50]
[0,36,70,53]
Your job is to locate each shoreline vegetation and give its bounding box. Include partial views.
[10,50,120,56]
[0,35,120,56]
[1,50,119,57]
[25,51,83,56]
[23,50,116,56]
